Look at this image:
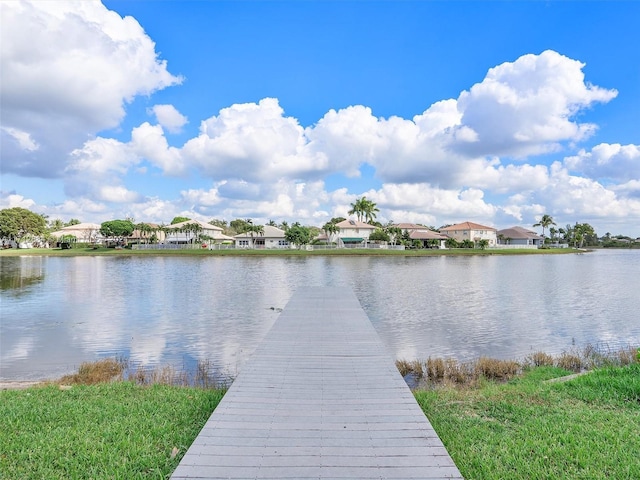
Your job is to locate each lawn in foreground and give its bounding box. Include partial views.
[0,382,224,479]
[2,364,637,479]
[416,364,640,479]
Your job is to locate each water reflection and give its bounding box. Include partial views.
[1,251,639,381]
[0,256,45,295]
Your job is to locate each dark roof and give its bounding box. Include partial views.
[497,226,543,240]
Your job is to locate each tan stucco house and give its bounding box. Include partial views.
[439,221,497,246]
[334,219,377,246]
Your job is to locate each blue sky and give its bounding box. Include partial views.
[1,1,639,236]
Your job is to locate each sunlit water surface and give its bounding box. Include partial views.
[1,250,638,381]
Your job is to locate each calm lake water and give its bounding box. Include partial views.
[1,250,639,381]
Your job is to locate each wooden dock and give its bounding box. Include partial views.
[171,287,463,479]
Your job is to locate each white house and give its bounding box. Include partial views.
[50,223,102,244]
[439,221,497,246]
[334,219,377,246]
[234,225,290,249]
[165,220,234,245]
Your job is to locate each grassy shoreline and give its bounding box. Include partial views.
[0,246,582,257]
[2,349,637,479]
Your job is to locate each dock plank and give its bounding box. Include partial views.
[171,287,462,479]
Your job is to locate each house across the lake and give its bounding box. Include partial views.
[392,223,449,249]
[439,222,497,246]
[234,225,290,249]
[165,220,234,245]
[50,223,102,245]
[334,219,377,247]
[496,226,543,246]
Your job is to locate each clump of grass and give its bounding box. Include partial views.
[526,351,554,367]
[475,356,520,380]
[395,359,413,377]
[444,358,469,384]
[426,357,445,381]
[555,352,583,372]
[55,357,230,389]
[397,343,639,388]
[57,358,125,385]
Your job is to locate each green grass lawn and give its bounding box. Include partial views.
[0,383,224,479]
[3,364,636,479]
[416,364,640,479]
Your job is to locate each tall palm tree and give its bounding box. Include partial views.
[189,223,203,245]
[533,214,556,239]
[245,220,264,248]
[349,196,378,223]
[348,197,366,222]
[362,197,379,224]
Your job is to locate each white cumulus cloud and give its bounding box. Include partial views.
[453,50,618,158]
[149,104,188,133]
[564,143,640,182]
[0,0,182,177]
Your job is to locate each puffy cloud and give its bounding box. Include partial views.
[67,137,136,176]
[564,143,640,182]
[98,185,140,204]
[0,0,181,177]
[371,183,497,223]
[453,50,617,158]
[131,123,184,175]
[149,104,188,133]
[0,192,37,210]
[64,137,140,202]
[182,98,321,182]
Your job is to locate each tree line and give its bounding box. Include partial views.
[0,205,637,249]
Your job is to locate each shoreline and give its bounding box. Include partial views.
[0,246,586,257]
[0,381,43,390]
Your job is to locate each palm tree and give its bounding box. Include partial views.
[266,219,277,227]
[322,221,339,244]
[189,222,203,245]
[245,220,264,248]
[362,197,379,224]
[386,226,402,246]
[348,197,366,222]
[348,196,378,223]
[533,214,556,239]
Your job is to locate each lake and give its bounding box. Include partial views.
[1,250,639,381]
